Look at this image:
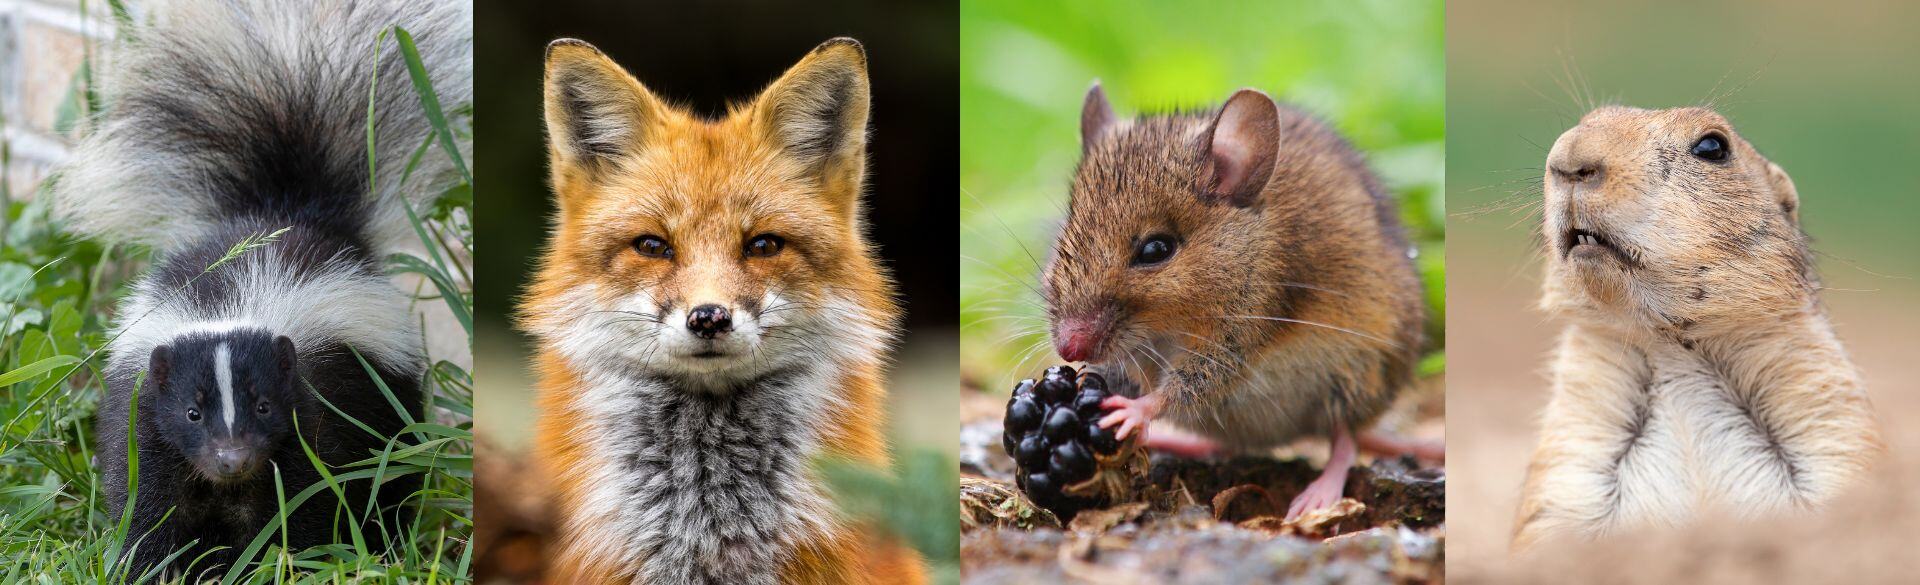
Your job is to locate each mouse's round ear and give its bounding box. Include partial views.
[146,345,172,394]
[1200,89,1280,207]
[1764,161,1800,226]
[1081,81,1115,154]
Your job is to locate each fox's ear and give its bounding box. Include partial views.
[1764,161,1800,226]
[751,38,871,194]
[1081,81,1115,153]
[1199,89,1280,207]
[543,39,660,172]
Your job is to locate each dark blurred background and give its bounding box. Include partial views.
[472,1,959,582]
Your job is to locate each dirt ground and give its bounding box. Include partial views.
[958,369,1448,584]
[1446,230,1920,582]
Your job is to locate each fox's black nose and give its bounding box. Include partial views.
[686,304,733,339]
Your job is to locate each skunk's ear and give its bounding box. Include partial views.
[146,345,172,394]
[543,38,662,174]
[1081,81,1115,153]
[750,38,870,206]
[1199,89,1281,207]
[273,336,297,377]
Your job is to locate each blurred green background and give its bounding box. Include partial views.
[959,0,1446,389]
[1447,0,1920,570]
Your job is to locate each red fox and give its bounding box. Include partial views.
[519,38,926,584]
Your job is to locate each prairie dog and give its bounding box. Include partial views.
[1512,106,1879,551]
[1046,84,1426,517]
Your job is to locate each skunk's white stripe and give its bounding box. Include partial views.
[215,342,235,433]
[108,251,423,377]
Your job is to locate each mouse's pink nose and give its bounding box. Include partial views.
[1054,321,1104,363]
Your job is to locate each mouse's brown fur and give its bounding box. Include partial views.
[1512,106,1879,551]
[1043,84,1424,450]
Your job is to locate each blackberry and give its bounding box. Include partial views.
[999,365,1140,519]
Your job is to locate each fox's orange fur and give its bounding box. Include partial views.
[520,38,923,584]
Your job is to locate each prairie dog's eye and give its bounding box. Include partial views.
[186,408,202,422]
[1131,235,1178,267]
[633,235,673,258]
[745,234,785,258]
[255,400,270,415]
[1691,133,1729,162]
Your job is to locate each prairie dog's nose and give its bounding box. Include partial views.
[686,304,733,339]
[1547,128,1604,185]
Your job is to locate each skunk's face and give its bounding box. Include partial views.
[147,331,299,484]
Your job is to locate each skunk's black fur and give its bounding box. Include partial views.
[58,0,470,575]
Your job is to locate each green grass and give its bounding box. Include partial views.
[0,21,474,584]
[959,0,1447,388]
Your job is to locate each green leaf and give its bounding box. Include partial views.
[392,27,470,185]
[0,356,81,387]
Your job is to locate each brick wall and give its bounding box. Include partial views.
[0,0,119,199]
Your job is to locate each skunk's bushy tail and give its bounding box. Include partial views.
[55,0,471,253]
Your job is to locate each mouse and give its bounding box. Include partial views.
[1043,82,1431,518]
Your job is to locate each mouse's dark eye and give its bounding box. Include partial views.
[745,234,784,258]
[1691,133,1729,162]
[1131,235,1178,267]
[255,401,270,415]
[186,408,201,422]
[633,235,673,258]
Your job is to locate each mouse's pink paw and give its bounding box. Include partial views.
[1097,394,1155,442]
[1286,468,1350,521]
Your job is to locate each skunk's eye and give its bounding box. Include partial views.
[1131,235,1178,267]
[745,234,785,258]
[255,401,270,415]
[633,235,673,258]
[1691,133,1729,162]
[186,408,201,422]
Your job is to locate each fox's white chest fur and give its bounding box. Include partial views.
[566,365,837,585]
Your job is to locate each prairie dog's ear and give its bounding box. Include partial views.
[147,345,172,394]
[751,38,871,191]
[1764,161,1800,226]
[1200,89,1280,207]
[543,39,660,172]
[1081,82,1115,153]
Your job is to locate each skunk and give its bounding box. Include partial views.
[52,0,470,574]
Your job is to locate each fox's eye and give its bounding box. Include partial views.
[745,234,785,258]
[186,408,201,422]
[1131,235,1178,267]
[255,401,270,415]
[1691,132,1729,162]
[633,235,673,258]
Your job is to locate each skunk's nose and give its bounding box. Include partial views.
[686,304,733,339]
[214,448,253,477]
